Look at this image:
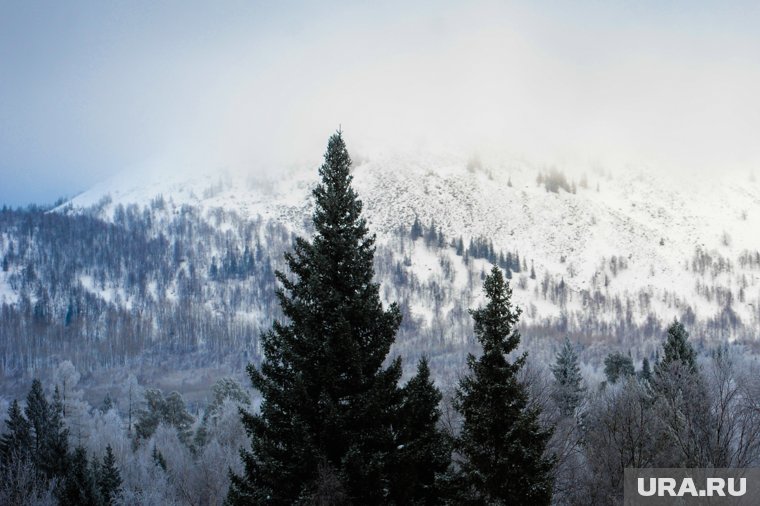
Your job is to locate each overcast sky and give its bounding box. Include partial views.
[2,0,760,206]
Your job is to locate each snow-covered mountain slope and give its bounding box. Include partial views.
[61,152,760,340]
[2,149,759,389]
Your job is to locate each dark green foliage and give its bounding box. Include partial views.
[229,132,406,505]
[25,380,70,480]
[551,338,585,416]
[135,389,194,444]
[58,446,99,506]
[603,352,635,384]
[0,399,31,464]
[390,358,450,505]
[152,444,167,471]
[452,266,554,505]
[97,445,122,505]
[410,216,423,240]
[639,357,652,382]
[657,319,697,374]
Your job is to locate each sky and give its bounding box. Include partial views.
[1,0,760,206]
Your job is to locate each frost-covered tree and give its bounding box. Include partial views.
[550,337,585,417]
[656,319,697,375]
[135,389,194,445]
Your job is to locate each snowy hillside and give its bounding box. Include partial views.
[62,152,760,338]
[2,151,759,388]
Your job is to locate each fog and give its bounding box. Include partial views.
[2,0,759,205]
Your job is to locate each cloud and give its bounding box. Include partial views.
[1,0,759,204]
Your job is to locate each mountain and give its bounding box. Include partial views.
[1,151,759,394]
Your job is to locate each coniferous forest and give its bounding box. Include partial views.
[3,133,760,506]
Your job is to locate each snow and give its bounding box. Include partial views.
[58,150,760,334]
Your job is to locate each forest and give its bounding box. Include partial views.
[2,133,760,505]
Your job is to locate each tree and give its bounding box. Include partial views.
[551,338,585,417]
[651,321,710,467]
[24,380,69,481]
[639,357,652,382]
[410,216,423,241]
[657,319,697,374]
[581,377,668,502]
[452,266,554,505]
[58,446,98,506]
[0,400,31,465]
[390,358,450,505]
[135,389,194,445]
[603,352,635,384]
[196,378,251,447]
[229,131,405,505]
[97,445,122,505]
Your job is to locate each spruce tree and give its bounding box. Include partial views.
[639,357,652,382]
[152,444,167,471]
[98,445,122,505]
[58,446,98,506]
[0,399,31,465]
[410,216,423,241]
[390,357,450,505]
[452,266,553,505]
[229,131,405,505]
[24,379,70,481]
[603,352,635,384]
[550,337,585,417]
[657,319,697,374]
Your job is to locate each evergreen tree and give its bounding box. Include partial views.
[452,266,553,505]
[603,352,635,384]
[639,357,652,382]
[135,389,194,444]
[24,379,69,480]
[390,358,450,505]
[550,338,585,417]
[410,216,423,241]
[0,399,31,465]
[656,319,697,374]
[58,446,98,506]
[163,391,194,445]
[101,393,114,414]
[45,386,71,480]
[98,445,122,505]
[152,444,167,471]
[229,132,405,505]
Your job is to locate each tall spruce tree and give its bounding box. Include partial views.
[390,357,450,505]
[452,266,553,505]
[229,132,407,505]
[98,445,122,505]
[24,380,69,481]
[550,337,585,417]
